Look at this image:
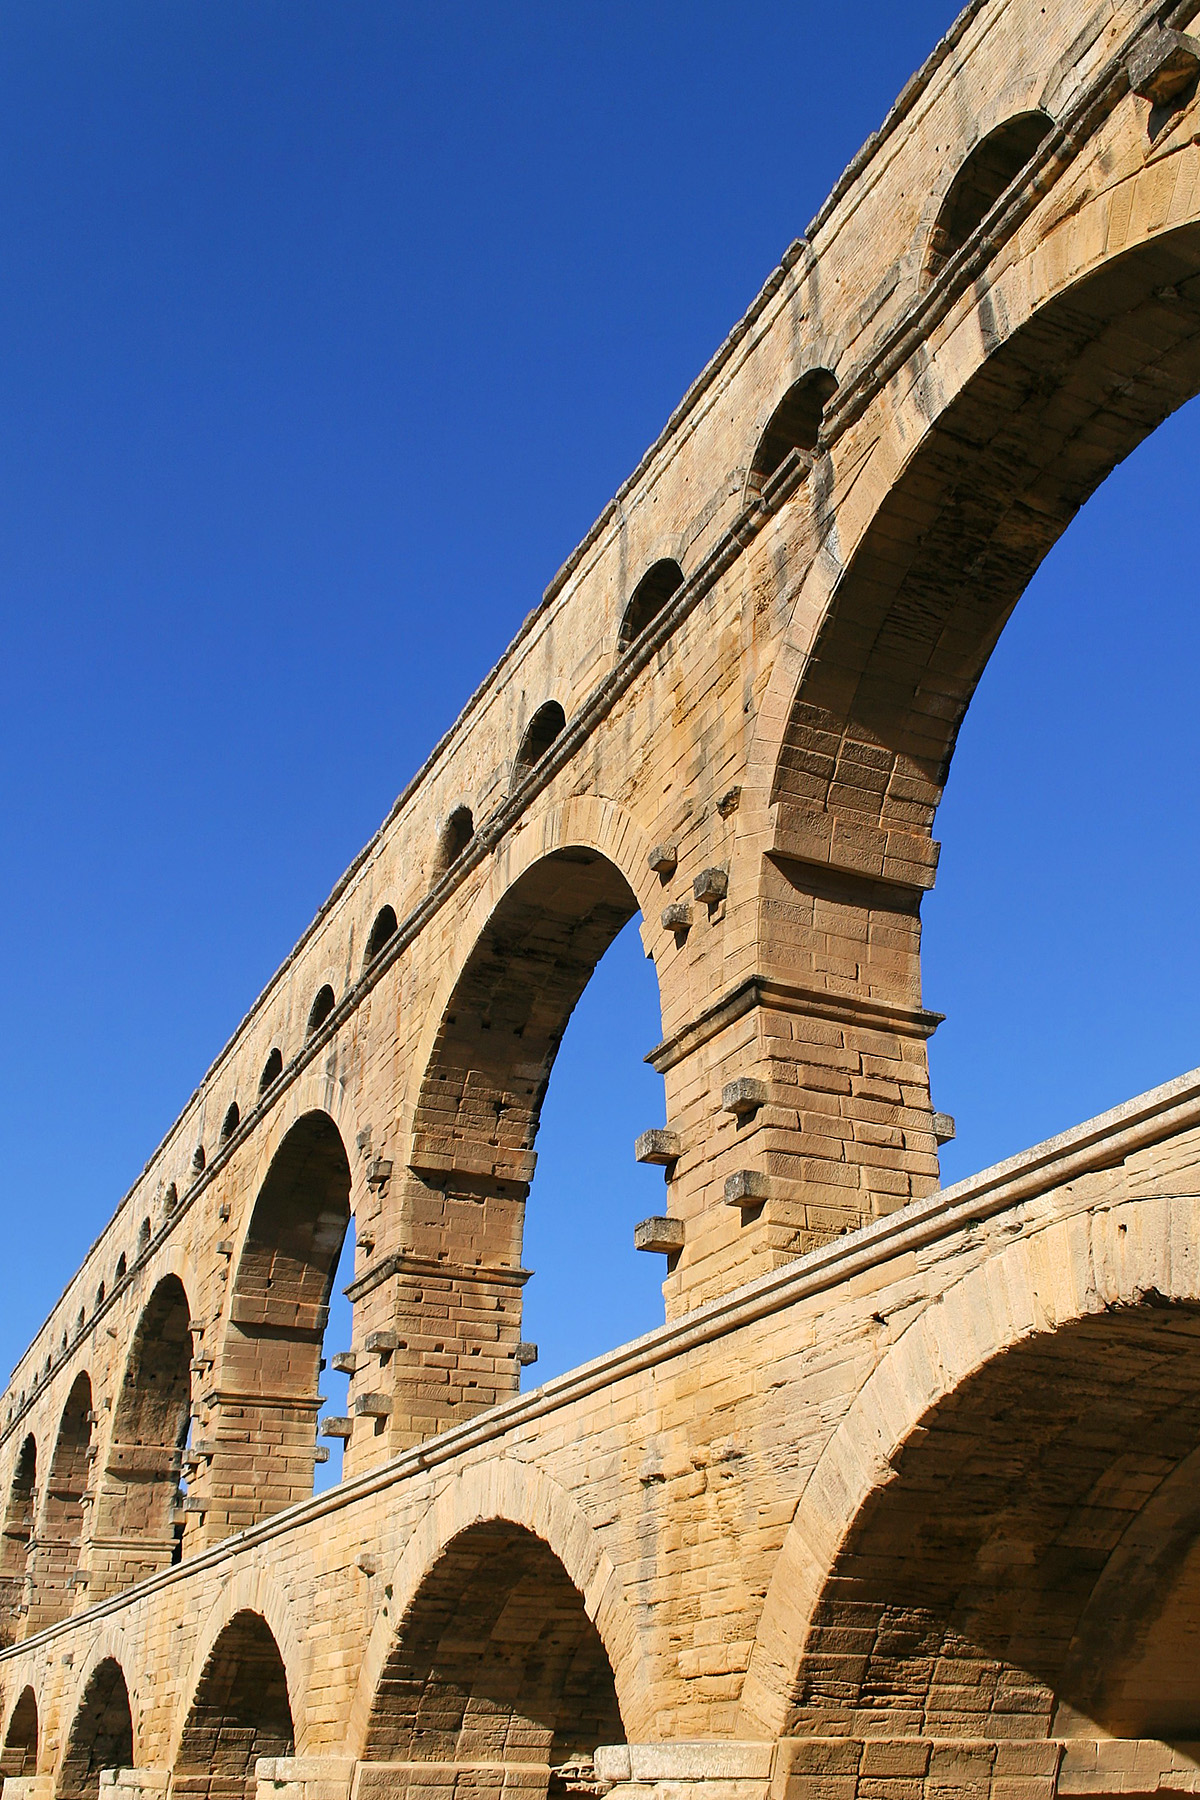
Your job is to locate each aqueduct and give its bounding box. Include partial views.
[5,3,1200,1798]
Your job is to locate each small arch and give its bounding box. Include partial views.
[137,1217,151,1255]
[926,110,1054,281]
[55,1659,133,1800]
[191,1144,205,1174]
[2,1685,38,1777]
[618,558,685,652]
[163,1181,179,1214]
[219,1102,240,1144]
[114,1254,127,1283]
[95,1283,105,1308]
[748,369,838,495]
[363,905,398,965]
[173,1610,294,1800]
[258,1049,283,1095]
[306,985,336,1037]
[511,701,566,791]
[0,1437,37,1646]
[362,1520,624,1780]
[29,1372,92,1630]
[433,806,475,876]
[76,1308,85,1334]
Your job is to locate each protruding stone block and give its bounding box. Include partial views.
[724,1170,768,1207]
[634,1215,686,1254]
[515,1342,539,1366]
[353,1392,391,1418]
[1129,27,1200,104]
[648,842,678,876]
[364,1331,399,1354]
[722,1077,767,1117]
[320,1416,353,1439]
[330,1350,358,1374]
[635,1128,681,1166]
[693,865,729,903]
[933,1111,956,1145]
[661,901,692,933]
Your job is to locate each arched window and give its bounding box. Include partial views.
[258,1048,283,1094]
[511,702,566,791]
[926,111,1053,281]
[138,1217,151,1254]
[114,1254,127,1283]
[220,1102,240,1144]
[163,1181,179,1214]
[95,1283,105,1308]
[191,1143,206,1174]
[306,985,336,1036]
[618,559,684,652]
[364,905,399,965]
[76,1307,85,1334]
[2,1686,38,1776]
[749,369,838,496]
[433,806,475,876]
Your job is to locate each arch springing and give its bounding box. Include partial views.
[306,984,336,1036]
[749,369,838,495]
[926,111,1054,280]
[617,559,684,652]
[511,701,566,791]
[364,905,399,965]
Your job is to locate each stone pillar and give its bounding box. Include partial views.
[595,1744,774,1800]
[99,1771,170,1800]
[255,1758,356,1800]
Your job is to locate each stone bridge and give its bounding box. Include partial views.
[6,2,1200,1797]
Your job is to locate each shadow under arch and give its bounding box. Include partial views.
[205,1112,351,1534]
[28,1372,92,1632]
[737,1190,1200,1739]
[2,1685,38,1777]
[0,1434,36,1643]
[91,1274,192,1600]
[55,1658,132,1800]
[172,1609,294,1800]
[360,1519,625,1792]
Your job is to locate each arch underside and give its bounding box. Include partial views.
[173,1610,294,1800]
[363,1521,623,1794]
[772,224,1200,866]
[57,1660,133,1800]
[789,1300,1200,1744]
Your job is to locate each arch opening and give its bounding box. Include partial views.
[433,807,475,877]
[363,1521,624,1791]
[220,1103,240,1145]
[0,1435,36,1645]
[511,703,566,792]
[2,1687,38,1778]
[173,1611,293,1800]
[784,1300,1200,1745]
[91,1275,192,1598]
[258,1048,283,1095]
[28,1372,92,1631]
[55,1660,132,1800]
[926,111,1054,281]
[208,1111,350,1530]
[749,369,838,495]
[306,985,336,1037]
[402,848,661,1435]
[617,559,684,652]
[364,905,399,964]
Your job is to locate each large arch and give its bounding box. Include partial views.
[0,1435,36,1644]
[394,842,649,1445]
[90,1274,192,1600]
[739,1187,1200,1738]
[55,1659,133,1800]
[171,1610,294,1800]
[203,1114,351,1537]
[2,1687,38,1778]
[360,1520,625,1798]
[28,1373,92,1631]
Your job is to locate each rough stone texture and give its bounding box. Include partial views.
[5,4,1200,1798]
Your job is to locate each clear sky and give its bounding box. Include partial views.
[2,2,1199,1428]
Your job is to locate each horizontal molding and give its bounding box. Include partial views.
[647,974,943,1074]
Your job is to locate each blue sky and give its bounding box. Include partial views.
[2,2,1198,1424]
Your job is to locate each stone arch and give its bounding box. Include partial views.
[203,1112,351,1534]
[168,1568,309,1768]
[617,558,684,651]
[0,1435,36,1644]
[432,806,475,877]
[349,1458,651,1752]
[363,904,399,964]
[746,369,839,500]
[2,1686,38,1777]
[89,1274,192,1600]
[171,1610,293,1800]
[55,1658,133,1800]
[28,1372,92,1631]
[924,109,1054,282]
[306,985,336,1037]
[738,1187,1200,1738]
[511,702,566,791]
[258,1048,283,1095]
